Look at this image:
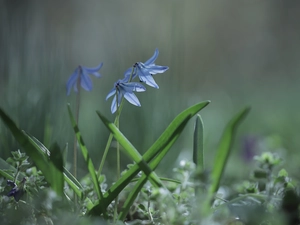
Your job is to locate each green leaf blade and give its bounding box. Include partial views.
[89,101,210,216]
[0,108,64,196]
[206,107,250,206]
[67,104,103,200]
[193,114,204,170]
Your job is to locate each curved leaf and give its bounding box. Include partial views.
[89,100,210,216]
[204,107,250,211]
[0,108,64,196]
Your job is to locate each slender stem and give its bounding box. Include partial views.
[99,66,135,222]
[73,76,81,179]
[13,162,20,183]
[114,92,121,222]
[97,66,136,177]
[116,91,121,179]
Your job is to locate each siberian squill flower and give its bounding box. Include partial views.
[106,79,146,114]
[124,48,169,89]
[66,63,103,95]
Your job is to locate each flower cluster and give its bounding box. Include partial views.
[66,49,168,114]
[107,48,168,113]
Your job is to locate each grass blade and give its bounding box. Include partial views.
[205,107,250,209]
[67,104,103,200]
[0,107,64,196]
[25,131,85,199]
[193,114,204,170]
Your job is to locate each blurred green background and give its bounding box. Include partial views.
[1,1,300,182]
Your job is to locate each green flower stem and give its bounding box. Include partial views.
[73,77,81,179]
[98,66,135,222]
[73,77,81,203]
[97,66,135,177]
[114,91,121,222]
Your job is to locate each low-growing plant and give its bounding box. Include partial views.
[0,48,298,225]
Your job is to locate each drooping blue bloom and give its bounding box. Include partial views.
[66,63,103,95]
[106,79,146,114]
[124,48,169,88]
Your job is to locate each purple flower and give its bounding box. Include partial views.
[124,49,169,88]
[7,177,26,201]
[66,63,103,95]
[241,136,258,162]
[106,79,146,114]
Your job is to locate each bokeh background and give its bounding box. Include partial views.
[1,1,300,183]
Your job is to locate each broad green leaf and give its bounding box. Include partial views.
[97,111,164,189]
[205,107,250,210]
[0,158,15,171]
[118,133,178,220]
[0,108,64,196]
[89,100,210,216]
[25,131,84,199]
[25,133,64,197]
[67,104,103,200]
[193,114,204,170]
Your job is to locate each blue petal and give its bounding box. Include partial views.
[148,65,169,74]
[82,62,103,73]
[137,66,159,88]
[124,92,141,107]
[124,67,133,77]
[74,83,78,93]
[111,95,117,114]
[122,82,146,92]
[82,62,103,77]
[139,75,159,89]
[144,48,159,65]
[117,92,123,106]
[66,68,79,95]
[80,70,93,91]
[106,87,116,100]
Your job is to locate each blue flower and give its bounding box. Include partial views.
[66,63,103,95]
[124,48,169,88]
[106,79,146,114]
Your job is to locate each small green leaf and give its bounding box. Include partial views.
[193,114,204,170]
[253,169,268,179]
[278,168,288,177]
